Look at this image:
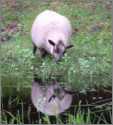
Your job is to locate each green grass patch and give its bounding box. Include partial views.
[0,0,112,91]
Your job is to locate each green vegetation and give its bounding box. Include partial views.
[0,0,112,124]
[1,0,112,90]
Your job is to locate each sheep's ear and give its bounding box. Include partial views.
[66,45,74,49]
[48,40,55,46]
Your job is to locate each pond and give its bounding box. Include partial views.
[1,83,112,124]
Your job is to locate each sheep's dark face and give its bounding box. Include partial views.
[48,40,65,61]
[48,40,73,61]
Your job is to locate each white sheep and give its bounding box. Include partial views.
[31,10,73,61]
[31,80,72,116]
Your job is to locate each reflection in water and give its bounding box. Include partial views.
[31,79,72,116]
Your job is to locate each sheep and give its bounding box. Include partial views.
[31,79,72,116]
[31,10,73,61]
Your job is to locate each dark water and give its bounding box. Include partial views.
[1,86,112,124]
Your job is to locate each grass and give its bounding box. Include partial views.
[0,0,112,124]
[1,0,112,91]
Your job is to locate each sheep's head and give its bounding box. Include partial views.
[48,39,73,61]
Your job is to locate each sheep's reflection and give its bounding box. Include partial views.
[31,79,72,116]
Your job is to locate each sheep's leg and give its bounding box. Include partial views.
[32,43,47,57]
[33,43,37,55]
[39,48,48,57]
